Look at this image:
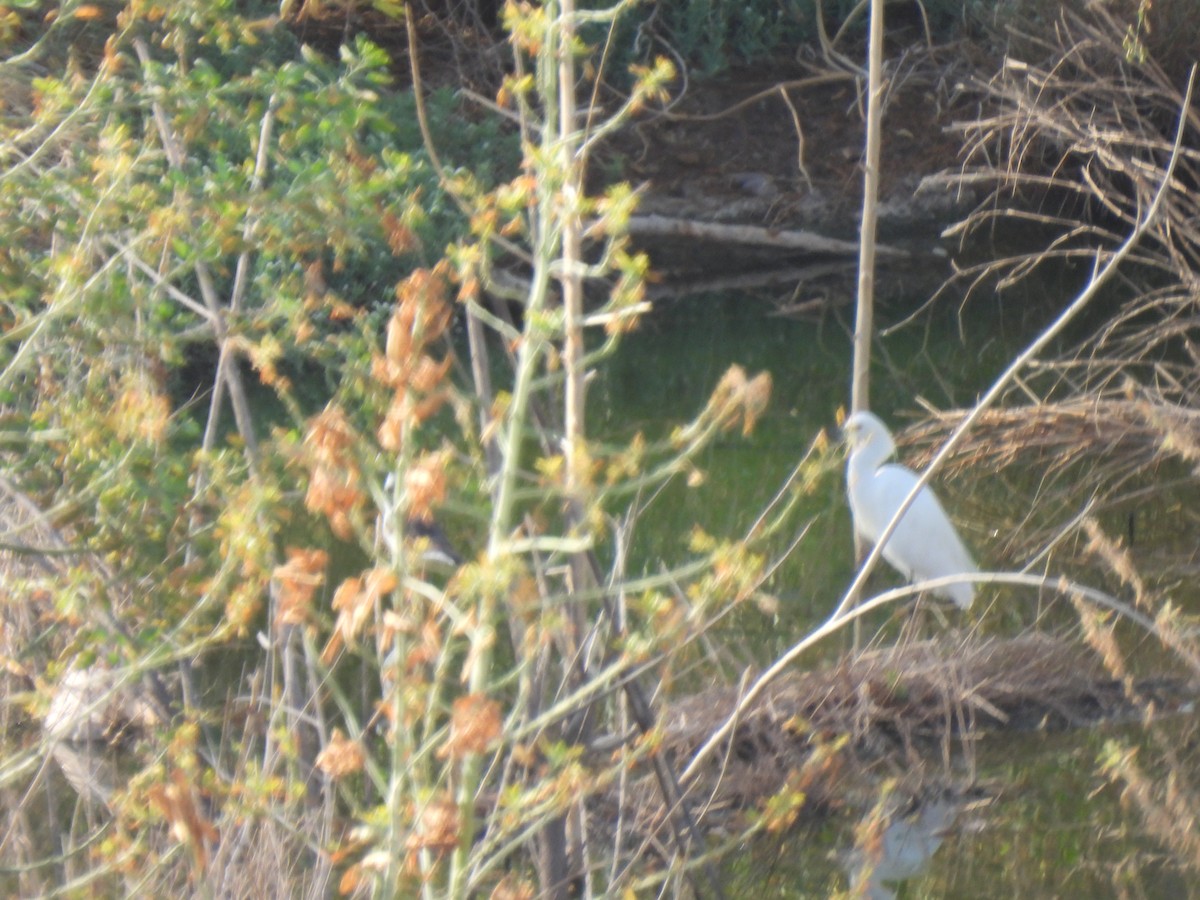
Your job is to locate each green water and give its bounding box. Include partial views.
[594,286,1026,651]
[594,282,1200,898]
[722,721,1200,898]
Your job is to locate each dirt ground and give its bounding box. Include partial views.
[586,49,991,297]
[296,8,996,288]
[605,56,975,231]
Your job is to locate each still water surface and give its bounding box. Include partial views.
[595,284,1200,897]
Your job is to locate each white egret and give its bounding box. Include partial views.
[843,411,978,609]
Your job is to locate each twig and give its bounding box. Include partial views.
[627,214,908,257]
[132,38,260,463]
[835,63,1197,623]
[777,85,813,190]
[850,0,886,415]
[660,74,852,124]
[682,64,1197,786]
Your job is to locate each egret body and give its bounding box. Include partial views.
[843,411,977,609]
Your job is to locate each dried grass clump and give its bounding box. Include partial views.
[901,399,1200,476]
[890,6,1200,588]
[936,6,1200,432]
[951,4,1200,283]
[607,632,1190,850]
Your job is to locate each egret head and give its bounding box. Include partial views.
[841,410,896,460]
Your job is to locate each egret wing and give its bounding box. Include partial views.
[862,464,977,606]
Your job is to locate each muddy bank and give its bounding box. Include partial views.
[605,51,988,288]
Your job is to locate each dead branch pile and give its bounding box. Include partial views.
[898,4,1200,568]
[941,2,1200,414]
[951,4,1200,291]
[942,5,1200,412]
[900,398,1200,476]
[611,633,1193,844]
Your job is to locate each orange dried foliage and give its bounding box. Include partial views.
[406,794,461,856]
[304,405,365,540]
[506,575,541,623]
[374,267,455,450]
[490,876,536,900]
[393,267,453,356]
[458,274,480,302]
[320,630,346,665]
[410,354,453,393]
[708,365,773,435]
[147,769,218,872]
[404,451,449,523]
[742,371,772,434]
[376,398,407,452]
[320,575,364,665]
[113,378,171,444]
[321,568,398,664]
[338,866,364,896]
[405,617,444,671]
[303,259,327,296]
[101,34,122,74]
[381,210,418,255]
[295,319,316,344]
[315,728,366,780]
[377,386,452,450]
[439,693,502,759]
[344,141,378,175]
[273,547,329,628]
[365,566,399,599]
[380,609,410,644]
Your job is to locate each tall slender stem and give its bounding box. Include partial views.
[847,0,886,646]
[561,0,586,526]
[850,0,885,417]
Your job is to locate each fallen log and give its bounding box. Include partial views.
[626,213,910,257]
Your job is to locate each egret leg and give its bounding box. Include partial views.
[894,595,950,646]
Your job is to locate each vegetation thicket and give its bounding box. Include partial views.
[3,0,1200,897]
[0,0,778,895]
